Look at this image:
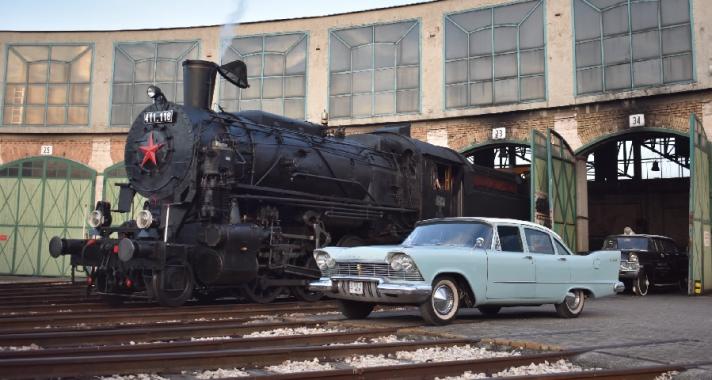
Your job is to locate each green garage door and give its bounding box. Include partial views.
[103,162,146,225]
[0,157,95,276]
[689,114,712,294]
[530,129,577,251]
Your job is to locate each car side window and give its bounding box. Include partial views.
[661,239,678,254]
[553,238,572,255]
[496,226,524,252]
[648,239,657,252]
[524,228,555,254]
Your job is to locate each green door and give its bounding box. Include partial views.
[530,129,577,250]
[689,114,712,294]
[531,129,551,228]
[103,162,146,226]
[0,158,95,276]
[547,130,577,251]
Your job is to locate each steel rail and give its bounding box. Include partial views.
[0,320,326,347]
[0,302,339,330]
[0,299,338,318]
[255,359,686,380]
[0,327,401,359]
[0,338,474,379]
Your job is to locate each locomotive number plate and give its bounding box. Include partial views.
[144,110,174,124]
[348,281,364,295]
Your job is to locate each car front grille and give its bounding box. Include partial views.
[323,262,424,281]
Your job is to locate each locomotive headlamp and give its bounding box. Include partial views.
[146,85,166,104]
[389,253,416,272]
[87,210,104,228]
[147,85,161,99]
[136,210,154,229]
[87,201,112,229]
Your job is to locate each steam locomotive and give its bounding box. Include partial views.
[49,59,528,306]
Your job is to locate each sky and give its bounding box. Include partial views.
[0,0,430,31]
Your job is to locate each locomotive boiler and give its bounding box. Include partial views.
[49,59,512,306]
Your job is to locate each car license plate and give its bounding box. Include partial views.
[143,110,174,124]
[348,281,364,295]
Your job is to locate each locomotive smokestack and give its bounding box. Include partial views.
[183,60,217,110]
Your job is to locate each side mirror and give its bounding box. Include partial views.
[475,237,485,248]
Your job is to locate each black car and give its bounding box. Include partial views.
[602,234,688,296]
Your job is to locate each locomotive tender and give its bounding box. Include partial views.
[49,59,528,306]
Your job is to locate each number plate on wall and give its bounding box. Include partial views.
[629,114,645,127]
[492,127,506,140]
[40,145,53,155]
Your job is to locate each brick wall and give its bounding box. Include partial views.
[2,90,712,171]
[0,135,95,165]
[395,90,712,154]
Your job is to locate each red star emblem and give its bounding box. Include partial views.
[139,132,164,168]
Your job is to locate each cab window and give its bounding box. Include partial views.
[497,226,523,252]
[524,228,555,254]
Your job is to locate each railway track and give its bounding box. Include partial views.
[0,281,697,379]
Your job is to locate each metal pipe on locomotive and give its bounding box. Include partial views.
[50,59,519,306]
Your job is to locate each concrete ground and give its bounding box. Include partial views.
[365,290,712,379]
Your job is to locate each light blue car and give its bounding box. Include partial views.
[310,217,624,325]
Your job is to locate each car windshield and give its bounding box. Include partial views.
[603,237,648,251]
[402,222,493,248]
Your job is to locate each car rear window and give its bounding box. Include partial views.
[603,237,648,250]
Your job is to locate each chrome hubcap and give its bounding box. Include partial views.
[432,284,454,315]
[565,292,581,310]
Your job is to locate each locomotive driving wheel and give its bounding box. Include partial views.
[241,276,285,304]
[151,261,195,307]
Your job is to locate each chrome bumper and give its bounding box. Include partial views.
[309,277,431,304]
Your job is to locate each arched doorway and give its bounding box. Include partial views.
[576,128,690,250]
[461,131,579,251]
[0,157,96,276]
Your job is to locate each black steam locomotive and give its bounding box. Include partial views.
[49,59,528,306]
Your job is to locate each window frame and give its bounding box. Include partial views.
[108,40,200,128]
[572,0,695,96]
[1,42,95,128]
[218,31,309,119]
[443,0,547,110]
[327,19,422,119]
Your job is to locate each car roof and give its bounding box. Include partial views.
[606,234,675,240]
[417,217,566,242]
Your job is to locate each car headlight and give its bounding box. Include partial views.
[389,253,416,272]
[628,253,638,263]
[87,210,104,228]
[314,251,333,271]
[135,210,154,229]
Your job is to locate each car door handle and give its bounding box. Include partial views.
[558,257,567,261]
[523,255,533,260]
